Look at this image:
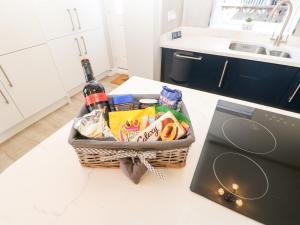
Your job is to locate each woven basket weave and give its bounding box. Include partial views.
[68,94,195,168]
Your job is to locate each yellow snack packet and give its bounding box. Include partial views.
[109,107,155,141]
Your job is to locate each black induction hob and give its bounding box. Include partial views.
[190,100,300,225]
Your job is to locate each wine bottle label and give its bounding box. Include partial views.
[85,93,108,105]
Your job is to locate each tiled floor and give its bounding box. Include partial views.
[0,75,120,173]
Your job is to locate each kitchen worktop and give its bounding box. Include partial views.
[160,27,300,68]
[0,77,299,225]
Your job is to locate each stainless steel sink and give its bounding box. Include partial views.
[269,50,291,58]
[229,42,292,59]
[229,42,267,55]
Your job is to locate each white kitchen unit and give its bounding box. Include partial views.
[0,0,45,55]
[49,28,109,92]
[0,45,65,118]
[0,82,23,133]
[80,28,110,77]
[34,0,76,40]
[0,0,111,143]
[35,0,103,40]
[48,35,85,92]
[76,0,103,32]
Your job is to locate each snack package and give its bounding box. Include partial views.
[112,95,134,111]
[159,86,182,110]
[109,107,155,141]
[155,105,191,132]
[73,109,115,140]
[131,111,186,142]
[139,99,158,109]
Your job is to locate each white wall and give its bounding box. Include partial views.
[123,0,161,80]
[294,19,300,36]
[182,0,214,27]
[161,0,184,33]
[99,0,114,70]
[103,0,128,70]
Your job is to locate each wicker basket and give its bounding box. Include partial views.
[68,94,195,168]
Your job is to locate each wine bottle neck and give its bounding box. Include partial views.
[85,73,95,82]
[81,59,95,82]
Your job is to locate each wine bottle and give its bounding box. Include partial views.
[81,58,110,120]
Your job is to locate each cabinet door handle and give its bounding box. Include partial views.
[0,65,13,87]
[174,53,202,61]
[75,38,82,56]
[81,36,87,54]
[73,8,81,30]
[288,82,300,103]
[0,89,9,104]
[67,9,75,31]
[218,60,229,88]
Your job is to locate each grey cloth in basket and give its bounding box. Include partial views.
[119,158,147,184]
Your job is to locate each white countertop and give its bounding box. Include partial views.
[160,27,300,68]
[0,77,299,225]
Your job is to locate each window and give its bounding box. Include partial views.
[210,0,300,35]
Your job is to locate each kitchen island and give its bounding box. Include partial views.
[0,76,299,225]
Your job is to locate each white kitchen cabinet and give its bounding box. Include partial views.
[34,0,76,40]
[35,0,103,40]
[0,82,23,133]
[48,35,85,92]
[0,0,45,55]
[49,28,109,92]
[80,29,110,77]
[75,0,103,32]
[0,45,65,118]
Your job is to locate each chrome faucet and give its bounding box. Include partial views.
[269,0,293,46]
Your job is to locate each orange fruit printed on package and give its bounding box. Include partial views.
[108,107,155,141]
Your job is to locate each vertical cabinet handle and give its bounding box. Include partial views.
[0,89,9,104]
[81,36,87,54]
[75,38,82,56]
[288,82,300,103]
[67,9,75,31]
[73,8,81,30]
[0,65,13,87]
[218,60,229,88]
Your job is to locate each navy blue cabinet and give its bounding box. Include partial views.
[161,48,227,92]
[280,72,300,112]
[161,48,300,112]
[220,58,298,107]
